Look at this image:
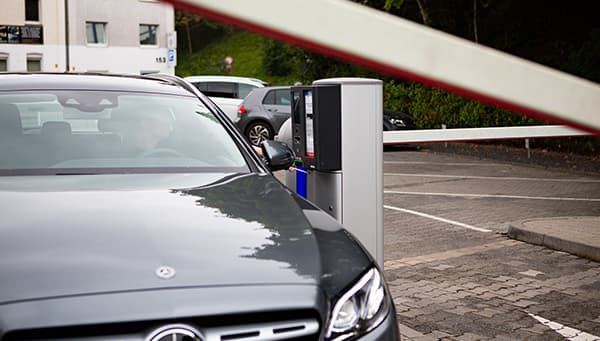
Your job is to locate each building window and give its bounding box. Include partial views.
[86,22,106,45]
[139,24,158,46]
[27,54,42,71]
[25,0,40,22]
[0,55,7,72]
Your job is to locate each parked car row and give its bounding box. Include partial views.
[234,85,416,146]
[184,76,416,146]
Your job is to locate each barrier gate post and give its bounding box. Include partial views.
[290,78,383,265]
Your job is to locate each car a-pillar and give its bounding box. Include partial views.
[288,78,383,265]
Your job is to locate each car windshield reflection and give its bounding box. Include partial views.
[0,91,249,175]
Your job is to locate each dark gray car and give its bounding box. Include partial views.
[0,73,399,340]
[234,86,292,146]
[236,87,416,147]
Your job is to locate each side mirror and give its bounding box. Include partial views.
[261,140,295,171]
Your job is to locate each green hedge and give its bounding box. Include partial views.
[383,81,539,129]
[383,81,598,155]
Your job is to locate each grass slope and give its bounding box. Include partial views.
[175,31,300,85]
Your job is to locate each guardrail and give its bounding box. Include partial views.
[383,125,592,158]
[384,125,590,144]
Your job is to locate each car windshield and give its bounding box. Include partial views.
[0,90,249,175]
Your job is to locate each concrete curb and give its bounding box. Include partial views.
[508,217,600,262]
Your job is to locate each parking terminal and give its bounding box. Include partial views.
[288,78,384,265]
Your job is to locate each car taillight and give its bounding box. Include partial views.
[237,105,247,115]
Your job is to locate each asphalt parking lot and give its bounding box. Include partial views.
[382,148,600,340]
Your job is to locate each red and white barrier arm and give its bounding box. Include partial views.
[165,0,600,136]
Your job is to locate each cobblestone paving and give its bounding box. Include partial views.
[382,150,600,340]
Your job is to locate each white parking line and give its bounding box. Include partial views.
[384,161,504,166]
[528,313,600,340]
[384,205,492,232]
[385,191,600,202]
[384,173,600,183]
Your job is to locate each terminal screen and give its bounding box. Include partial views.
[304,90,314,157]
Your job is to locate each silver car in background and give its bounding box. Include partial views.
[234,86,293,146]
[185,75,268,122]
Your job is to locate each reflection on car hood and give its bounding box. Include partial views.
[0,173,371,304]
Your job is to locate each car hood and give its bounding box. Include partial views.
[0,173,371,304]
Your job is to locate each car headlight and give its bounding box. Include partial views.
[389,118,406,127]
[326,268,390,340]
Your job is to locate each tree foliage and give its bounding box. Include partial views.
[174,9,232,55]
[263,41,298,77]
[273,0,599,153]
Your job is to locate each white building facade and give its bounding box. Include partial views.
[0,0,175,74]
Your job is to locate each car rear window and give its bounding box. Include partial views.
[263,89,292,105]
[263,90,276,105]
[0,91,249,175]
[238,83,258,99]
[275,90,291,105]
[204,82,237,99]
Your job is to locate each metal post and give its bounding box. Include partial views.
[64,0,70,72]
[442,124,447,148]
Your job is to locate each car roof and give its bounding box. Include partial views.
[247,85,292,95]
[256,85,291,90]
[241,86,294,105]
[183,75,268,87]
[0,73,195,96]
[244,85,292,97]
